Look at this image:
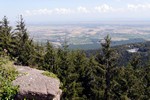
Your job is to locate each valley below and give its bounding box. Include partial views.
[28,22,150,49]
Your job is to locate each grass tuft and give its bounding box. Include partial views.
[42,71,58,79]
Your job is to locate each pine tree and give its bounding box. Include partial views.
[115,65,144,99]
[15,15,28,41]
[111,56,145,100]
[72,51,88,99]
[28,42,44,67]
[14,15,34,65]
[127,54,145,99]
[56,45,70,100]
[96,35,117,100]
[60,50,88,100]
[0,16,16,57]
[83,56,105,100]
[130,53,141,70]
[43,41,56,72]
[62,51,80,100]
[142,65,150,99]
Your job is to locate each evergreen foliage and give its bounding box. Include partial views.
[0,16,16,57]
[43,41,56,71]
[14,15,34,65]
[84,56,105,100]
[0,16,149,100]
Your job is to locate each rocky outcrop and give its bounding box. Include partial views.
[13,65,62,100]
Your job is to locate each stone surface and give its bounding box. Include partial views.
[13,65,62,100]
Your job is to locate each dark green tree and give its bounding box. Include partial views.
[96,35,117,100]
[14,15,34,65]
[130,53,141,70]
[142,65,150,99]
[28,42,44,67]
[0,16,16,57]
[71,51,88,99]
[83,56,105,100]
[43,41,56,72]
[56,45,70,100]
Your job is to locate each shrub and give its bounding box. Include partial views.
[0,56,18,100]
[42,71,58,79]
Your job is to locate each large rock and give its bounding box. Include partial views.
[13,65,62,100]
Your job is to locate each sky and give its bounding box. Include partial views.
[1,0,150,24]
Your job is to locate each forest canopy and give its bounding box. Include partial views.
[0,16,149,100]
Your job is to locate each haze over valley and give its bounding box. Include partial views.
[28,22,150,49]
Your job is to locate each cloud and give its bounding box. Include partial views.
[23,5,116,16]
[95,4,114,13]
[77,7,90,13]
[23,3,150,17]
[54,8,72,14]
[25,9,52,16]
[24,5,115,16]
[24,8,72,16]
[127,4,150,11]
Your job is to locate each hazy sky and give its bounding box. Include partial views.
[1,0,150,24]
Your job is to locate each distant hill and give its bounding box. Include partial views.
[85,41,150,66]
[69,38,146,50]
